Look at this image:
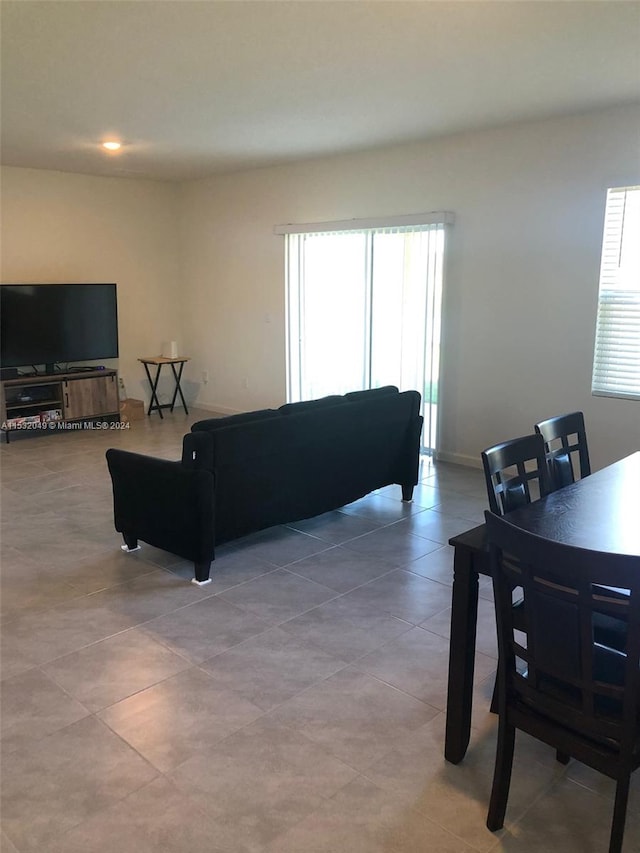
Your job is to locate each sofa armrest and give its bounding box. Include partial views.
[182,431,214,470]
[105,448,215,567]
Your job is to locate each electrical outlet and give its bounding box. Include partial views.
[242,377,249,390]
[202,370,209,384]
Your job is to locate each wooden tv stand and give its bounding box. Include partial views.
[1,369,119,443]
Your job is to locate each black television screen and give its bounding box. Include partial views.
[0,283,119,372]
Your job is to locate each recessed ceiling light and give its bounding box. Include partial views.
[102,141,121,151]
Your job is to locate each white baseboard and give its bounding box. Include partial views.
[193,401,240,415]
[434,449,482,469]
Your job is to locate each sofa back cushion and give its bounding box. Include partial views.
[344,385,398,402]
[191,408,279,433]
[278,395,346,415]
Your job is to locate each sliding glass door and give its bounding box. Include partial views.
[285,221,447,453]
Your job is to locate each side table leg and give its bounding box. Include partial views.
[169,361,189,415]
[144,362,164,418]
[444,548,479,764]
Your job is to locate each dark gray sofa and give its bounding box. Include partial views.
[106,386,423,584]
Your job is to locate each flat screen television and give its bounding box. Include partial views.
[0,283,119,374]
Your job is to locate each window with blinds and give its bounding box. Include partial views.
[591,186,640,400]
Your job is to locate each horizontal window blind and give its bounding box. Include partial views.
[591,186,640,400]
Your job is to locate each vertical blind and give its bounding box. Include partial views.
[591,186,640,400]
[279,212,453,453]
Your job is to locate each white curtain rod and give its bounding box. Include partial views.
[274,211,455,235]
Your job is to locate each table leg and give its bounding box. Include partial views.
[169,361,189,415]
[144,362,164,419]
[444,547,479,764]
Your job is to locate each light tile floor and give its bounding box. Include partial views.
[1,411,639,852]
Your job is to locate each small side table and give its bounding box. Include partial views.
[139,356,190,418]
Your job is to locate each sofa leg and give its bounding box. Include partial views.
[192,560,212,586]
[401,484,414,502]
[121,533,141,553]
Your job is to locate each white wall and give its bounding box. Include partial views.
[2,107,638,469]
[179,104,640,470]
[0,167,182,403]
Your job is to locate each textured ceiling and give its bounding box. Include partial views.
[1,0,639,181]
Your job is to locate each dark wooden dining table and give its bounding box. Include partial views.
[444,450,640,765]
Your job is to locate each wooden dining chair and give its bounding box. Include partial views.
[481,433,625,753]
[481,433,552,516]
[535,411,591,490]
[533,411,626,654]
[480,434,552,715]
[485,511,640,853]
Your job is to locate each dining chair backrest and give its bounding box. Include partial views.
[485,510,640,852]
[534,411,591,490]
[481,433,551,516]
